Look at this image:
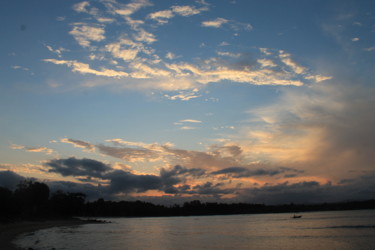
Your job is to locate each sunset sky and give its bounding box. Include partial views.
[1,0,375,204]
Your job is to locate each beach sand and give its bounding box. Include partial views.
[0,219,102,250]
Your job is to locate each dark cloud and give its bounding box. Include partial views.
[0,170,25,190]
[190,182,231,196]
[104,170,164,193]
[241,181,325,204]
[48,181,103,200]
[212,166,303,178]
[103,165,206,195]
[46,157,111,178]
[2,168,375,204]
[160,165,206,179]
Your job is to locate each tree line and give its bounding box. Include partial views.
[1,180,375,221]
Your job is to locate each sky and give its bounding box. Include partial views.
[1,0,375,205]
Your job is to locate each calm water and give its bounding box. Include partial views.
[15,209,375,249]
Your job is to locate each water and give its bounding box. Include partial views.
[15,209,375,249]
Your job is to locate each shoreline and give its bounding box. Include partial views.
[0,218,105,250]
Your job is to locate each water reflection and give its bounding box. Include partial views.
[16,209,375,250]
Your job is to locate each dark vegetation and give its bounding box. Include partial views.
[1,181,375,221]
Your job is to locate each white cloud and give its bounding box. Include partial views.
[105,40,140,61]
[45,45,68,58]
[216,51,241,58]
[129,61,170,78]
[257,59,277,68]
[133,28,157,43]
[73,1,90,13]
[43,59,129,78]
[166,62,304,86]
[351,37,360,42]
[202,18,229,28]
[171,5,203,16]
[219,42,230,46]
[96,17,116,23]
[364,46,375,52]
[279,50,306,74]
[148,10,174,24]
[259,48,272,56]
[180,119,202,123]
[164,92,200,101]
[202,18,252,31]
[180,126,197,130]
[12,65,30,71]
[165,52,177,60]
[69,24,105,47]
[305,74,333,83]
[114,0,152,16]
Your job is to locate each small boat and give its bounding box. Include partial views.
[291,214,302,219]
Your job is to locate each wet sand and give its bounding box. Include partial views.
[0,219,102,250]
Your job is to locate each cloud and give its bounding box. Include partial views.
[148,10,174,24]
[113,0,152,16]
[45,45,68,58]
[364,46,375,52]
[97,144,165,163]
[202,18,252,30]
[60,138,95,152]
[73,1,90,13]
[180,126,197,130]
[69,24,105,47]
[165,52,177,60]
[43,59,129,78]
[166,62,305,86]
[216,51,241,58]
[105,170,162,193]
[237,80,375,182]
[46,157,111,178]
[171,5,204,16]
[164,92,200,101]
[259,48,272,56]
[96,17,116,23]
[304,74,333,83]
[257,59,277,68]
[175,119,202,130]
[61,137,244,172]
[10,144,54,155]
[105,39,141,62]
[160,165,206,179]
[133,28,157,43]
[12,65,31,72]
[278,50,306,74]
[202,18,229,28]
[44,1,327,94]
[212,166,303,178]
[147,3,207,25]
[0,171,25,190]
[179,119,202,123]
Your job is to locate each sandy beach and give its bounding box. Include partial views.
[0,219,102,250]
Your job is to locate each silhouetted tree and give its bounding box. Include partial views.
[0,186,17,219]
[14,180,50,217]
[50,190,86,216]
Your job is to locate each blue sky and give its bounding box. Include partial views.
[1,0,375,204]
